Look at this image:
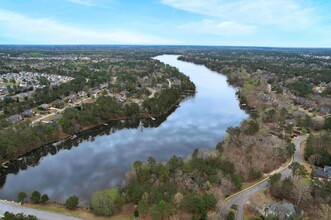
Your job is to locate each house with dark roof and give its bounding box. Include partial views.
[21,109,35,117]
[313,166,331,180]
[8,114,22,123]
[54,99,63,104]
[39,103,50,110]
[265,200,300,219]
[171,76,181,86]
[53,99,63,108]
[320,105,331,114]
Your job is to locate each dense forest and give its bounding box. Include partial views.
[304,131,331,167]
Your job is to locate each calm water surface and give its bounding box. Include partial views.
[0,55,247,205]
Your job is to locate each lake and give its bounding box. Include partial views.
[0,55,247,205]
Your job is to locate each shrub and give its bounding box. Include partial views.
[3,212,38,220]
[227,211,235,220]
[65,195,79,210]
[91,188,123,216]
[40,194,49,203]
[249,169,262,180]
[30,191,41,204]
[17,192,27,203]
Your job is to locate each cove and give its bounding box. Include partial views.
[0,55,247,205]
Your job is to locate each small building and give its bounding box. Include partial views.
[8,114,22,123]
[21,109,35,117]
[39,103,50,110]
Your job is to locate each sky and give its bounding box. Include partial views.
[0,0,330,47]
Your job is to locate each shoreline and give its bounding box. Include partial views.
[0,90,195,175]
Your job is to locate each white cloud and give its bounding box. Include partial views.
[180,19,256,36]
[66,0,95,6]
[0,9,176,44]
[162,0,318,30]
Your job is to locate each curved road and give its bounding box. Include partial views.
[0,200,83,220]
[222,134,308,220]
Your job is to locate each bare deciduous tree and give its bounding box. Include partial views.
[291,179,311,206]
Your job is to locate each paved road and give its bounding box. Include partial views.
[0,200,83,220]
[293,135,308,164]
[222,135,309,220]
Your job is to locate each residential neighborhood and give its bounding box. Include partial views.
[0,71,74,99]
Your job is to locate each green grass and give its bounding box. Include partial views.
[0,82,18,86]
[27,204,80,217]
[243,82,255,91]
[303,177,313,185]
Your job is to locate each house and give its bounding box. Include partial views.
[91,88,100,95]
[39,103,50,110]
[99,82,108,89]
[8,114,22,123]
[171,76,181,86]
[67,94,77,103]
[320,105,331,114]
[265,200,300,219]
[21,109,34,117]
[313,86,326,94]
[313,166,331,180]
[77,91,87,97]
[263,93,273,102]
[53,99,63,108]
[120,90,129,97]
[324,166,331,172]
[117,97,125,103]
[293,97,315,109]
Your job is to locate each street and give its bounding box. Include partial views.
[0,200,83,220]
[223,135,309,220]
